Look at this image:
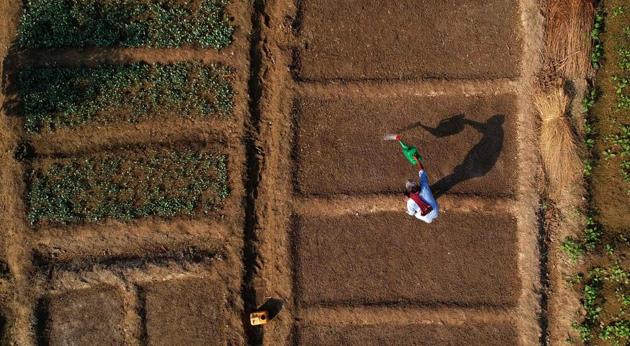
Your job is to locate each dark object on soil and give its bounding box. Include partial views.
[14,141,35,161]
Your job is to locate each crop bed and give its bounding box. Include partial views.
[18,0,234,49]
[297,322,519,346]
[17,62,233,133]
[40,287,126,345]
[27,145,228,226]
[141,277,227,346]
[295,212,520,307]
[294,94,518,196]
[295,0,521,81]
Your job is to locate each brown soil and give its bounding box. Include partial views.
[295,212,519,307]
[295,0,522,81]
[295,94,518,196]
[42,286,126,345]
[32,255,244,345]
[141,277,227,346]
[297,321,519,346]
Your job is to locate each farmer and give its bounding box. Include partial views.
[404,160,439,223]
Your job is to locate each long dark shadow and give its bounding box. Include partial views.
[410,114,506,198]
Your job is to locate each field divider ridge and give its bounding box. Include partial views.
[27,118,233,157]
[294,194,515,217]
[294,78,520,99]
[298,306,517,327]
[33,218,231,263]
[7,46,245,69]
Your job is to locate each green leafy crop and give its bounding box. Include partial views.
[561,238,586,262]
[591,9,606,69]
[18,0,234,49]
[17,62,233,133]
[603,124,630,182]
[27,145,229,226]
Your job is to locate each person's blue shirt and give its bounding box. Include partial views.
[406,170,439,223]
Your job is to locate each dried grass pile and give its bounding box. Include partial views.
[545,0,595,79]
[534,85,583,194]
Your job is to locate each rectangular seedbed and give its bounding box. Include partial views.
[18,0,234,49]
[17,62,233,133]
[140,277,228,346]
[297,322,518,346]
[294,94,518,197]
[295,0,521,80]
[39,286,126,345]
[294,211,519,307]
[27,144,229,226]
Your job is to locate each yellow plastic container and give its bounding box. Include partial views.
[250,311,269,326]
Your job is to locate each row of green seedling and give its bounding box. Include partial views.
[27,145,229,226]
[18,0,233,49]
[17,62,234,133]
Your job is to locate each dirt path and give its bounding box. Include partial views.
[254,0,546,345]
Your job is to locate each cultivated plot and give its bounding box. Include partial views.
[0,0,253,344]
[255,0,541,344]
[18,0,234,49]
[295,0,522,80]
[297,322,519,346]
[294,212,520,307]
[16,63,233,134]
[39,286,126,345]
[34,251,243,345]
[294,94,518,196]
[27,144,229,227]
[141,277,228,346]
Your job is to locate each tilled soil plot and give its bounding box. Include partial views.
[294,211,520,307]
[140,277,228,346]
[296,322,519,346]
[32,255,244,345]
[294,94,518,196]
[295,0,522,81]
[40,286,126,345]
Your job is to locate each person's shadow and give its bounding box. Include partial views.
[401,114,505,198]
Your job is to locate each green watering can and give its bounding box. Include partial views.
[384,134,423,165]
